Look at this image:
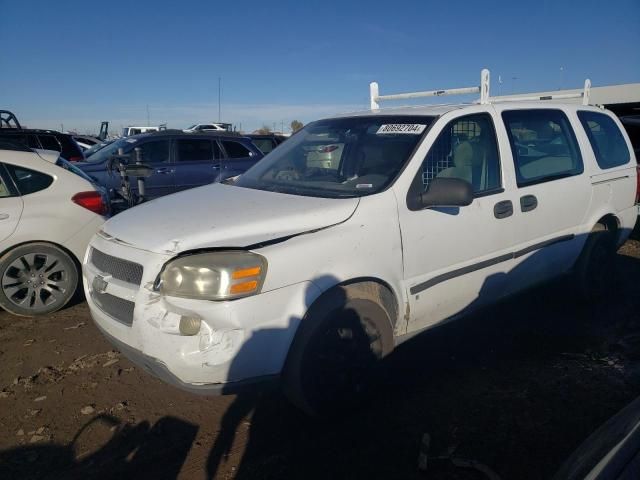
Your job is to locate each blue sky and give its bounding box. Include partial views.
[1,0,639,133]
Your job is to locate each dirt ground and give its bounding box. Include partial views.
[1,239,640,480]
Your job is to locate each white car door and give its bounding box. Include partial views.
[0,169,23,243]
[396,110,520,333]
[497,107,592,291]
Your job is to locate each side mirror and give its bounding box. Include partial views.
[416,177,473,209]
[124,164,154,178]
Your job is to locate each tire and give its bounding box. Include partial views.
[0,243,79,316]
[283,295,393,416]
[574,230,616,300]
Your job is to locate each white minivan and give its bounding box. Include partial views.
[83,98,638,414]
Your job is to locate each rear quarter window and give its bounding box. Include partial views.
[4,165,53,195]
[577,111,630,169]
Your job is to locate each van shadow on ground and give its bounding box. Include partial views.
[2,240,640,479]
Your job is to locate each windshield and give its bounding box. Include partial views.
[235,115,433,198]
[84,138,134,163]
[84,139,114,157]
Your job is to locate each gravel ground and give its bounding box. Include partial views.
[1,238,640,479]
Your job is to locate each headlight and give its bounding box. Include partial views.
[158,251,267,300]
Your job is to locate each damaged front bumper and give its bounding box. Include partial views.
[82,233,318,395]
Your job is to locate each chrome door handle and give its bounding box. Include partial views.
[0,214,9,220]
[155,168,174,174]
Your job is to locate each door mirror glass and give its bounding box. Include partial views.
[418,177,473,209]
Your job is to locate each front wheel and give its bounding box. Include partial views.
[0,243,79,316]
[283,297,392,416]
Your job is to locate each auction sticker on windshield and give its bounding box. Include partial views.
[376,124,427,135]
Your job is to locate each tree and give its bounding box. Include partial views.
[290,120,304,132]
[255,125,272,134]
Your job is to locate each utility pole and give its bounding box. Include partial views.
[218,77,221,122]
[559,66,564,90]
[60,123,64,132]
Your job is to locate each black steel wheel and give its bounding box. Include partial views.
[284,297,391,416]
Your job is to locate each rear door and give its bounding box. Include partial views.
[497,107,591,291]
[172,138,221,193]
[220,139,260,180]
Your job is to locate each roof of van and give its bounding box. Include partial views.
[330,102,608,119]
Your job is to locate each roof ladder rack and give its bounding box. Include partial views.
[370,69,491,109]
[369,69,592,109]
[491,79,591,105]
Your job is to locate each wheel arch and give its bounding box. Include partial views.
[290,277,400,359]
[592,213,621,244]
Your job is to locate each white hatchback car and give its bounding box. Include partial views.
[84,97,638,414]
[0,143,108,316]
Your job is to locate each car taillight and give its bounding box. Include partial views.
[319,145,339,153]
[72,191,108,216]
[68,156,83,162]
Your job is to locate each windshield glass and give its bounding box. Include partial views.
[85,138,133,163]
[84,139,114,157]
[235,115,433,198]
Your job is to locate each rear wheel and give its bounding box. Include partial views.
[283,297,392,416]
[0,243,78,316]
[574,230,616,300]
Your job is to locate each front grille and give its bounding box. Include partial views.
[91,290,135,326]
[90,248,143,285]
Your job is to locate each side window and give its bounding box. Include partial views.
[421,114,501,194]
[27,135,41,149]
[176,139,214,162]
[577,111,630,169]
[252,138,274,155]
[4,165,53,195]
[222,141,251,159]
[213,141,222,159]
[38,135,61,151]
[0,167,14,197]
[502,109,583,187]
[135,140,170,163]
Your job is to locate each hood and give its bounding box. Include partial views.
[101,183,359,254]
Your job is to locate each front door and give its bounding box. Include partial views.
[172,138,220,193]
[398,111,520,333]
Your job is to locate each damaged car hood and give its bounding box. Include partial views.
[101,183,359,254]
